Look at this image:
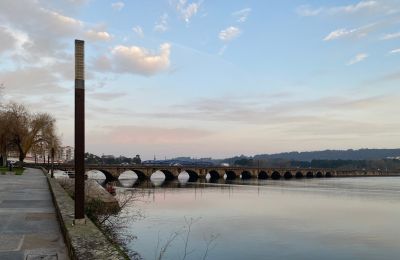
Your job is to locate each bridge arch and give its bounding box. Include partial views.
[284,171,293,179]
[159,169,175,181]
[181,170,199,182]
[98,169,117,182]
[306,171,314,178]
[207,170,220,180]
[130,170,147,180]
[225,170,237,180]
[295,172,303,178]
[325,172,332,177]
[271,171,281,180]
[241,171,252,180]
[258,171,268,179]
[316,171,323,178]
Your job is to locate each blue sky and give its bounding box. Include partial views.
[0,0,399,159]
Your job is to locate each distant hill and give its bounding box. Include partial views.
[251,149,400,162]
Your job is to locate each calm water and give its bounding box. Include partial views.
[113,177,400,260]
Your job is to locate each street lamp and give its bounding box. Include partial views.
[74,39,85,224]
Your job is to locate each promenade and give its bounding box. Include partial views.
[0,168,68,260]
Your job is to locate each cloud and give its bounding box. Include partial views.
[0,66,68,94]
[389,48,400,55]
[89,125,212,145]
[219,26,241,42]
[85,29,112,41]
[175,0,202,24]
[347,53,368,65]
[111,2,124,11]
[232,8,251,23]
[132,25,144,38]
[94,43,171,76]
[331,0,378,14]
[90,92,127,101]
[296,5,323,16]
[381,32,400,40]
[297,1,380,16]
[0,26,17,54]
[323,24,375,41]
[154,13,168,32]
[0,0,85,61]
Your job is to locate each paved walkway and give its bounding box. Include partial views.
[0,168,68,260]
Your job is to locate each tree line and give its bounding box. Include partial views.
[0,102,59,166]
[85,152,141,165]
[228,157,400,171]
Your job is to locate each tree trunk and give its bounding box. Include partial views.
[17,144,25,163]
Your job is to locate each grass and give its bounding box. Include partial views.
[0,166,25,175]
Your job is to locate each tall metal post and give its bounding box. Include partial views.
[74,39,85,223]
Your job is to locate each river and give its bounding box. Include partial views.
[112,176,400,260]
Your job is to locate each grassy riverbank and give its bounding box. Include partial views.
[0,166,25,175]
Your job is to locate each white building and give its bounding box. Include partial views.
[57,146,74,162]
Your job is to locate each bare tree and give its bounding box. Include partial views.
[4,102,59,163]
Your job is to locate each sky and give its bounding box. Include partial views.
[0,0,399,160]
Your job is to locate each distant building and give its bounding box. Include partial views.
[57,146,74,162]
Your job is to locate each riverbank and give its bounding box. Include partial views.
[45,170,128,259]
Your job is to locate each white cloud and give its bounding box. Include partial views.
[297,1,379,16]
[175,0,202,24]
[154,13,168,33]
[111,2,124,11]
[389,49,400,55]
[132,26,144,38]
[232,8,251,23]
[85,29,112,41]
[324,24,375,41]
[381,32,400,40]
[347,53,368,65]
[296,5,322,16]
[94,43,172,76]
[332,1,378,14]
[219,26,241,42]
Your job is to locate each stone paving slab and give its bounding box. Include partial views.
[0,168,68,259]
[0,234,24,251]
[0,200,53,208]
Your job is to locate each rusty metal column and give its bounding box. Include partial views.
[74,39,85,223]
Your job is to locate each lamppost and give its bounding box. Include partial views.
[74,39,85,224]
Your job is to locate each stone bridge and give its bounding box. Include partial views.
[29,163,333,181]
[26,163,397,182]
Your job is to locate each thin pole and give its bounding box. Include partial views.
[74,39,85,222]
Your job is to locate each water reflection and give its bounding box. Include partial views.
[114,177,400,260]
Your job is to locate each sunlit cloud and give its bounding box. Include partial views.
[93,43,171,76]
[219,26,241,42]
[347,53,368,65]
[85,29,112,41]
